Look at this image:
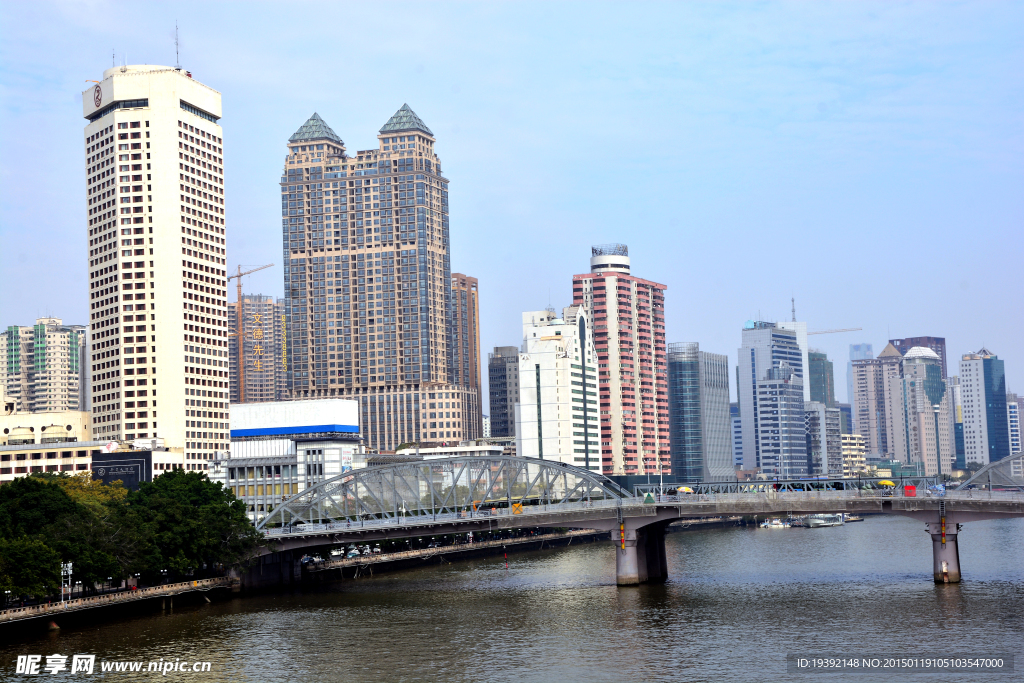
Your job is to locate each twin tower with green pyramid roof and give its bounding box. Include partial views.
[278,105,481,451]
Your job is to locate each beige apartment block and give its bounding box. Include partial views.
[278,106,478,450]
[841,433,867,477]
[82,65,229,472]
[572,245,670,476]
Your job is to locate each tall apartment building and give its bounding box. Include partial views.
[736,321,805,473]
[777,320,809,401]
[487,346,520,438]
[805,401,842,476]
[3,318,87,413]
[449,273,482,438]
[571,245,670,476]
[755,365,807,477]
[514,307,599,469]
[887,347,955,476]
[960,348,1009,465]
[279,106,477,450]
[228,295,286,403]
[666,343,732,482]
[808,350,835,408]
[847,343,873,424]
[83,65,229,470]
[890,336,947,378]
[851,343,903,460]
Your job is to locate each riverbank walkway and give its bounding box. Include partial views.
[0,578,233,625]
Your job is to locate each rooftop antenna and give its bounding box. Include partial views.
[791,297,796,322]
[175,22,181,69]
[112,50,115,67]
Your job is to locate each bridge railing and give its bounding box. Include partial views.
[262,489,1024,538]
[265,498,623,536]
[0,577,232,624]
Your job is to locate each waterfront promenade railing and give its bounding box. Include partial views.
[0,577,232,625]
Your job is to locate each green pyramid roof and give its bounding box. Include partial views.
[379,104,433,136]
[289,113,343,145]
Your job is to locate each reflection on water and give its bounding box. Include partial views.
[3,515,1022,682]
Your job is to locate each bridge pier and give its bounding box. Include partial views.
[927,519,961,584]
[616,521,668,586]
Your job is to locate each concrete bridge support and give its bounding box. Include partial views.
[927,519,961,584]
[615,521,669,586]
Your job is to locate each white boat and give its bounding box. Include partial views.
[759,518,791,529]
[807,513,844,528]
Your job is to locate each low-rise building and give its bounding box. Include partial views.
[1,439,183,485]
[211,399,361,523]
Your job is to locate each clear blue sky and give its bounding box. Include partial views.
[2,1,1021,402]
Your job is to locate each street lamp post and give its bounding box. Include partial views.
[60,562,73,604]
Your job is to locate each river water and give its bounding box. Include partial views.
[3,515,1022,682]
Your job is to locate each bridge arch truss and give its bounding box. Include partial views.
[256,456,629,531]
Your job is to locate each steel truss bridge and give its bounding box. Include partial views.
[249,455,1024,586]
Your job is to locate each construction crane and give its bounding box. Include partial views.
[808,327,862,336]
[228,264,274,404]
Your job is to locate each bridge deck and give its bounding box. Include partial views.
[262,491,1024,552]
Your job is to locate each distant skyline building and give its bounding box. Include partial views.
[887,347,954,476]
[777,320,809,402]
[572,245,670,476]
[808,350,836,408]
[278,106,478,450]
[2,318,87,413]
[960,348,1009,465]
[805,400,842,476]
[847,343,873,421]
[730,402,743,468]
[514,307,599,470]
[947,375,965,469]
[449,273,482,438]
[82,64,229,469]
[851,343,903,460]
[667,343,732,482]
[737,320,805,473]
[755,364,807,477]
[228,295,286,403]
[487,346,520,438]
[836,402,853,434]
[890,336,947,378]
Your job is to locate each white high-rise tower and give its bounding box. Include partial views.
[83,65,228,471]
